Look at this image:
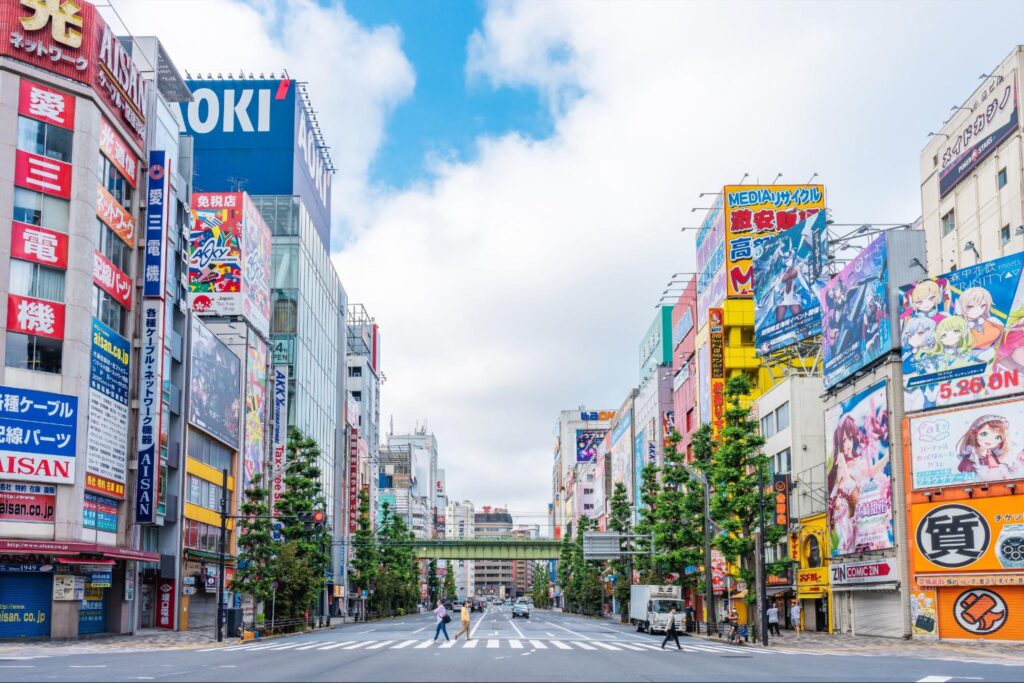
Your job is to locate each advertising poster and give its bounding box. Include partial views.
[189,193,243,317]
[821,235,890,388]
[86,319,130,497]
[189,318,242,448]
[575,430,604,463]
[825,380,893,557]
[134,300,163,523]
[939,72,1018,198]
[0,482,55,523]
[242,198,271,338]
[899,253,1024,412]
[0,386,77,485]
[696,195,726,331]
[722,184,826,297]
[909,396,1024,489]
[243,335,268,492]
[709,308,726,437]
[753,211,829,354]
[271,366,290,523]
[912,496,1024,575]
[610,410,633,500]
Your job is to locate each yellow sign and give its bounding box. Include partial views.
[912,497,1024,575]
[20,0,84,49]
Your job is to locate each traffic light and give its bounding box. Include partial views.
[297,511,326,530]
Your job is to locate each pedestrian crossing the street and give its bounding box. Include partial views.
[197,638,824,657]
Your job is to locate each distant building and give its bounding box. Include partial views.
[446,500,475,600]
[474,507,514,598]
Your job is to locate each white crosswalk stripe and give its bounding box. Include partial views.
[550,640,572,650]
[342,641,371,650]
[390,640,417,649]
[572,641,597,650]
[439,640,457,649]
[463,640,479,648]
[294,643,323,650]
[415,640,435,649]
[487,639,500,649]
[265,643,303,650]
[366,640,394,649]
[591,642,621,651]
[318,641,354,650]
[508,639,522,649]
[618,643,647,651]
[529,640,547,649]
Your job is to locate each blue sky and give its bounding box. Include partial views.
[344,0,553,189]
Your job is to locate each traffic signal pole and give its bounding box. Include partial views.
[217,468,228,642]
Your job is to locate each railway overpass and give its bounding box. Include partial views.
[408,538,561,561]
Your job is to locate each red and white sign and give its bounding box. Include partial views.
[93,251,132,309]
[348,426,359,533]
[85,472,125,500]
[15,149,72,199]
[11,222,68,269]
[0,483,56,523]
[7,293,65,340]
[19,79,75,129]
[157,578,175,629]
[99,118,138,188]
[96,184,135,246]
[0,455,73,485]
[831,558,896,585]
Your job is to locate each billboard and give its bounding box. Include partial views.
[825,380,893,556]
[709,308,726,437]
[189,318,242,449]
[696,195,726,331]
[181,79,332,247]
[723,184,826,297]
[698,343,711,426]
[241,197,271,338]
[639,307,672,383]
[939,72,1018,198]
[899,253,1024,412]
[821,234,890,388]
[575,430,604,463]
[912,496,1024,574]
[143,151,169,299]
[0,386,77,484]
[270,366,290,523]
[610,410,633,499]
[909,396,1024,489]
[85,318,130,498]
[243,334,268,492]
[753,211,829,354]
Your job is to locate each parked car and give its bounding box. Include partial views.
[511,599,530,619]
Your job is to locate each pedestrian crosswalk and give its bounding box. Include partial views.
[198,638,824,657]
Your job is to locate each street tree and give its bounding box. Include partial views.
[653,430,705,591]
[350,487,378,605]
[230,472,275,610]
[443,561,457,602]
[607,482,633,620]
[530,567,551,608]
[633,463,662,583]
[427,559,439,605]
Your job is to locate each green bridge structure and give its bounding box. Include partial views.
[409,538,561,561]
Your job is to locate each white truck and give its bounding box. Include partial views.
[629,585,684,634]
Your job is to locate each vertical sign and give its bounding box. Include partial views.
[86,318,130,499]
[348,426,359,533]
[156,578,175,630]
[134,300,164,523]
[772,473,791,527]
[143,151,168,298]
[709,307,726,438]
[270,366,289,540]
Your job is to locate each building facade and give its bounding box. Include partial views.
[445,500,475,601]
[474,507,514,599]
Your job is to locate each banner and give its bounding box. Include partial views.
[696,195,726,330]
[825,380,893,556]
[575,430,604,463]
[899,253,1024,412]
[143,151,168,299]
[753,211,829,354]
[86,319,130,498]
[821,235,890,388]
[189,318,241,448]
[722,184,826,297]
[912,496,1024,574]
[709,308,725,437]
[0,386,77,485]
[243,335,268,492]
[270,366,290,523]
[134,300,164,523]
[909,396,1024,489]
[0,482,55,523]
[610,410,632,499]
[189,194,243,317]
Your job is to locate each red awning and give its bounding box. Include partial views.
[56,557,115,566]
[0,539,158,562]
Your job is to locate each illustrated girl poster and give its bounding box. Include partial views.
[825,380,893,557]
[899,252,1024,411]
[909,397,1024,488]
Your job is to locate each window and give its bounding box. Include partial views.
[17,116,73,162]
[351,390,362,402]
[739,327,755,345]
[583,488,594,495]
[773,448,791,475]
[272,246,298,289]
[183,519,228,553]
[186,429,234,472]
[271,289,297,334]
[776,402,790,432]
[760,412,776,438]
[13,188,69,230]
[5,332,62,374]
[9,260,65,302]
[98,154,133,211]
[1002,225,1011,245]
[941,209,956,236]
[998,167,1008,188]
[685,409,694,432]
[348,365,362,378]
[96,220,132,274]
[187,475,225,512]
[93,287,127,336]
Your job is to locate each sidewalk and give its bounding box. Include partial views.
[693,627,1024,664]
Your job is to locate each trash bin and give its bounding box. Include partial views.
[226,608,244,637]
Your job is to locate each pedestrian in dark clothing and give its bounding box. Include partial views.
[433,600,450,641]
[661,607,681,650]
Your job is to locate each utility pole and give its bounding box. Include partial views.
[217,468,228,642]
[757,465,769,647]
[702,478,715,636]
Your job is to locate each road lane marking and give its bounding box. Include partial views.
[69,665,107,668]
[365,640,394,649]
[591,642,621,651]
[508,639,522,649]
[439,640,457,649]
[412,627,425,634]
[916,678,952,683]
[618,643,646,651]
[391,640,417,649]
[342,641,371,649]
[545,620,589,640]
[529,640,547,649]
[357,629,375,634]
[487,639,499,649]
[0,666,34,668]
[572,641,597,650]
[550,640,572,650]
[508,617,526,639]
[264,643,303,650]
[415,640,435,649]
[463,640,479,648]
[294,643,323,650]
[318,641,354,650]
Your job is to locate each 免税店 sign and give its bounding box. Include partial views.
[831,558,896,585]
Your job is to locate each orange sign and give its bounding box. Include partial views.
[911,496,1024,574]
[96,184,135,246]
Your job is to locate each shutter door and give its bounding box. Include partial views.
[937,586,1024,641]
[852,591,903,637]
[0,573,52,638]
[78,589,107,635]
[188,593,217,629]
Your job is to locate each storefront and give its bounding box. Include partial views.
[830,557,903,637]
[796,516,832,633]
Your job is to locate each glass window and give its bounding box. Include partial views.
[272,246,298,289]
[96,220,132,274]
[5,331,62,373]
[13,188,69,230]
[9,260,65,302]
[760,412,776,438]
[348,366,362,378]
[941,209,955,236]
[93,286,127,336]
[776,402,790,432]
[998,167,1008,188]
[98,155,133,211]
[17,116,73,162]
[774,448,791,475]
[351,390,362,402]
[1002,225,1011,245]
[272,289,297,334]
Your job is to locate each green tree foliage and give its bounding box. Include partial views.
[531,566,551,608]
[272,541,315,623]
[633,463,662,583]
[350,487,378,597]
[427,559,439,605]
[557,516,604,615]
[443,561,457,602]
[371,502,420,616]
[607,482,633,620]
[231,472,275,607]
[652,430,705,590]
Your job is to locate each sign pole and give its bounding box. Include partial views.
[217,468,228,642]
[757,466,768,647]
[703,477,715,636]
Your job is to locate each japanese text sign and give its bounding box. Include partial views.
[92,250,132,309]
[86,318,130,497]
[18,78,74,129]
[912,497,1024,574]
[134,299,164,523]
[271,365,289,527]
[696,195,726,330]
[722,184,826,298]
[7,293,64,340]
[15,148,71,199]
[10,221,68,269]
[143,151,168,298]
[190,193,243,318]
[99,117,138,188]
[0,385,77,485]
[772,473,791,527]
[0,481,56,523]
[96,184,135,246]
[348,425,359,533]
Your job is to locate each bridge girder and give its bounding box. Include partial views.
[411,539,561,561]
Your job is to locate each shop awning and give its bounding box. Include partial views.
[56,557,115,566]
[766,586,793,596]
[831,582,899,592]
[0,540,158,562]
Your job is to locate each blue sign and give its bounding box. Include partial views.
[83,492,118,533]
[143,150,168,298]
[610,410,632,447]
[134,300,164,523]
[90,319,130,406]
[181,79,332,248]
[0,386,77,485]
[672,308,693,350]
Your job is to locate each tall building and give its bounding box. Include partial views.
[511,524,539,597]
[919,46,1023,274]
[551,409,614,540]
[445,500,475,601]
[0,5,188,638]
[474,506,513,598]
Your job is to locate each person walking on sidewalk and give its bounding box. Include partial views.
[767,602,781,637]
[790,600,801,635]
[661,606,682,650]
[453,602,472,641]
[433,600,450,641]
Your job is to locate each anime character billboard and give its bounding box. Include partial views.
[752,211,829,354]
[909,397,1024,489]
[576,429,605,463]
[825,380,893,557]
[820,235,890,388]
[899,253,1024,412]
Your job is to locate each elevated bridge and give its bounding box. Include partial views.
[410,538,561,561]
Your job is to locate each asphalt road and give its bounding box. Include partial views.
[1,606,1021,682]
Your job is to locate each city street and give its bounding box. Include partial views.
[2,607,1021,682]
